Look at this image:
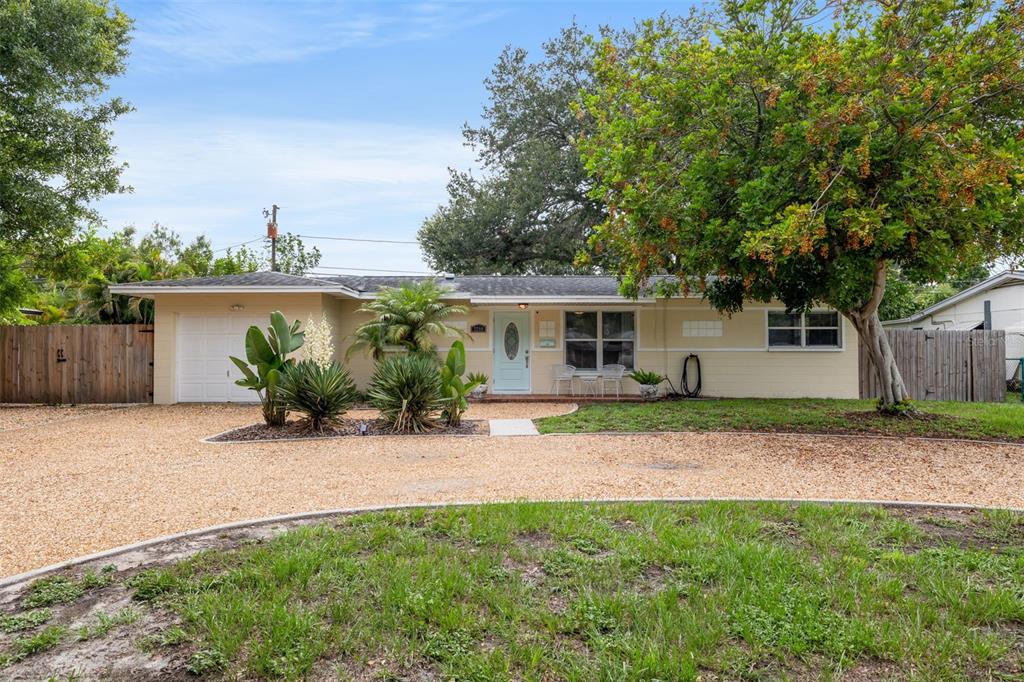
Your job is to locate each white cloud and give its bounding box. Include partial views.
[94,114,475,273]
[132,1,507,69]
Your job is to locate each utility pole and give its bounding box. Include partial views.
[263,204,279,272]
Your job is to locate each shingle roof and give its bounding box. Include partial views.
[112,272,338,289]
[112,271,680,300]
[324,275,637,297]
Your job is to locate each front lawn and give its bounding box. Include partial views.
[536,397,1024,441]
[2,502,1023,679]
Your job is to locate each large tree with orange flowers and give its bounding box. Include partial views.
[579,0,1024,411]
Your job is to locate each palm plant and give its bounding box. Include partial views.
[348,280,468,358]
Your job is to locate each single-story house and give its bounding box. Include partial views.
[883,270,1024,380]
[109,272,858,403]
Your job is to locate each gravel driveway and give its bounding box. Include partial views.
[2,403,1023,577]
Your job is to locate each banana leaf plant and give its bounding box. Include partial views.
[440,340,483,427]
[229,311,305,426]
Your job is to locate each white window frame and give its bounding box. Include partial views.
[564,310,636,371]
[765,309,843,351]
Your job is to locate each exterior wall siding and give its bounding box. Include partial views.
[152,294,859,402]
[152,293,326,404]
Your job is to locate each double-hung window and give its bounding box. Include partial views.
[565,311,635,370]
[767,310,841,349]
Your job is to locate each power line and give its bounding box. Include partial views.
[212,236,264,253]
[310,265,435,275]
[297,234,419,245]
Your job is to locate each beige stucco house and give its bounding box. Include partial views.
[110,272,858,404]
[883,270,1024,381]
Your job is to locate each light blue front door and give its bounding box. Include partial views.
[493,312,531,392]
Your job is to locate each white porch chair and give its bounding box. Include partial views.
[600,364,627,398]
[551,364,576,395]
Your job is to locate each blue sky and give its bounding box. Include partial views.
[97,1,692,275]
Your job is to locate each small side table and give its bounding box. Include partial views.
[576,374,601,396]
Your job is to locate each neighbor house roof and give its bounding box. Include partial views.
[110,272,675,303]
[882,270,1024,326]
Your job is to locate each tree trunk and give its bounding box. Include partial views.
[843,263,912,413]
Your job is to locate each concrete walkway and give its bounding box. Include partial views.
[488,418,540,436]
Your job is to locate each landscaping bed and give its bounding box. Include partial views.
[208,417,488,442]
[536,397,1024,442]
[1,501,1022,680]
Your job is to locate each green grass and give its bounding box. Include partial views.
[535,397,1024,440]
[114,502,1023,680]
[20,566,116,609]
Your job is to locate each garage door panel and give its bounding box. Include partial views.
[178,315,263,402]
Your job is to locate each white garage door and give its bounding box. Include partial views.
[177,315,265,402]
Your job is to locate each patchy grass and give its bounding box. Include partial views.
[2,625,67,664]
[536,397,1024,441]
[20,566,116,609]
[50,502,1020,680]
[0,609,51,634]
[73,606,140,641]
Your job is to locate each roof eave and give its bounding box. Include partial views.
[881,270,1024,325]
[108,285,351,297]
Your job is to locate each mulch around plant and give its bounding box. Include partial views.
[208,417,488,442]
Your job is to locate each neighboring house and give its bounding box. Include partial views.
[883,270,1024,381]
[109,272,858,403]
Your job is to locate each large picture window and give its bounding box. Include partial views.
[565,311,635,369]
[767,310,841,348]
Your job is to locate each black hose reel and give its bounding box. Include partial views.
[680,353,702,398]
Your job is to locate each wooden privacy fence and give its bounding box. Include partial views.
[0,324,154,404]
[859,329,1005,402]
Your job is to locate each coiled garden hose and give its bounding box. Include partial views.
[680,353,702,398]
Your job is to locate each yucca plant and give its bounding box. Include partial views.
[367,354,444,433]
[277,360,358,433]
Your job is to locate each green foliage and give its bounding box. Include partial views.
[466,372,489,386]
[187,648,229,675]
[21,569,112,609]
[0,609,51,634]
[367,354,444,433]
[93,502,1024,679]
[220,233,321,276]
[349,280,469,358]
[277,360,359,433]
[580,1,1024,405]
[229,311,305,426]
[74,607,139,641]
[418,25,605,274]
[128,568,179,602]
[0,0,133,316]
[5,625,66,662]
[876,397,915,417]
[879,263,992,321]
[630,369,665,386]
[536,397,1024,441]
[439,341,484,426]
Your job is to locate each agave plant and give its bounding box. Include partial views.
[277,360,358,433]
[367,353,444,433]
[229,311,305,426]
[348,280,468,359]
[440,341,484,426]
